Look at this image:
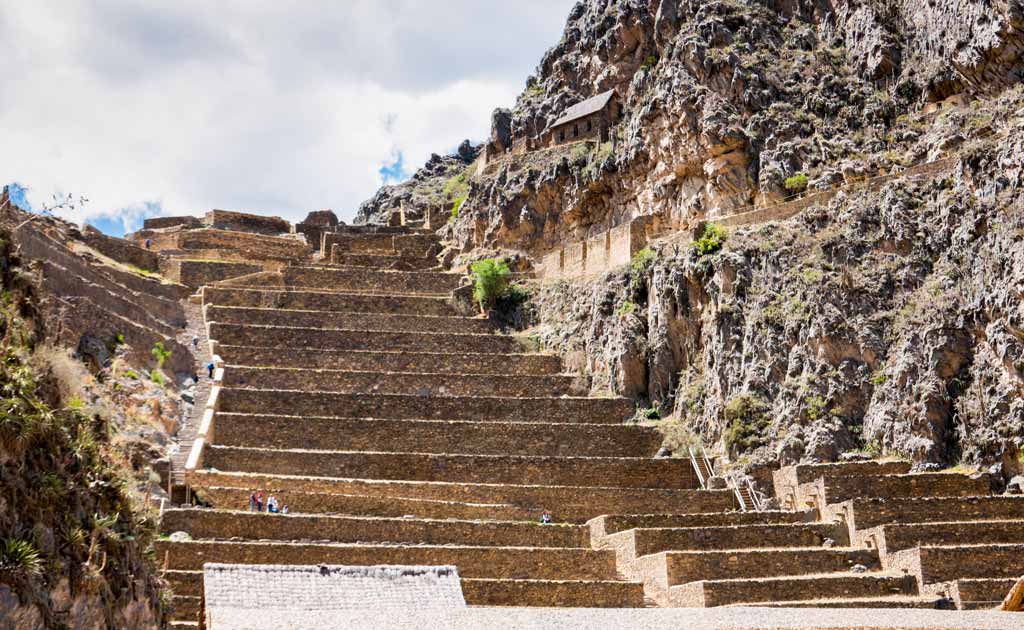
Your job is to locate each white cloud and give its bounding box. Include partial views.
[0,0,575,228]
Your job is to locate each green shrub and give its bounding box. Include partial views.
[870,371,888,386]
[805,395,827,421]
[150,342,171,368]
[471,258,511,311]
[641,54,658,70]
[638,407,660,421]
[616,300,637,317]
[784,172,809,194]
[631,247,657,275]
[149,369,165,386]
[124,369,139,380]
[692,223,727,257]
[723,394,771,455]
[449,195,466,223]
[0,538,43,577]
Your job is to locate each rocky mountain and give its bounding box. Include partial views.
[357,0,1024,477]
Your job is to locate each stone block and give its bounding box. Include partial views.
[206,305,493,334]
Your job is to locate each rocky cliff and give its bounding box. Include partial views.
[357,0,1024,476]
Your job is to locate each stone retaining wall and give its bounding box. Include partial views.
[216,345,562,375]
[203,209,290,235]
[279,266,463,293]
[177,229,310,261]
[203,446,698,490]
[829,496,1024,535]
[460,579,644,608]
[198,487,540,523]
[213,413,662,458]
[588,511,814,544]
[203,286,456,317]
[155,540,619,580]
[207,305,492,334]
[800,473,992,507]
[162,509,589,549]
[209,323,525,354]
[144,216,201,230]
[215,388,635,424]
[189,471,736,520]
[860,520,1024,556]
[324,233,437,257]
[81,225,160,271]
[887,544,1024,585]
[165,260,263,289]
[221,366,585,397]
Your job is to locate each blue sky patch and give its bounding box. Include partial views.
[379,150,408,185]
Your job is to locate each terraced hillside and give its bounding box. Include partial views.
[159,225,1024,627]
[161,224,735,626]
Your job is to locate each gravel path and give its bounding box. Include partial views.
[208,606,1021,630]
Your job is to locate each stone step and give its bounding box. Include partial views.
[168,622,198,629]
[631,547,880,605]
[670,573,918,607]
[216,389,635,425]
[198,486,542,522]
[207,305,493,334]
[161,508,589,548]
[861,520,1024,555]
[277,266,463,294]
[736,596,944,609]
[209,323,528,354]
[588,511,816,547]
[221,367,587,398]
[201,446,700,490]
[170,596,200,622]
[155,540,621,581]
[330,252,438,271]
[461,579,645,608]
[951,578,1017,609]
[887,544,1024,584]
[203,286,458,317]
[324,232,438,257]
[214,414,663,458]
[828,495,1024,534]
[188,470,737,522]
[217,346,563,375]
[801,472,993,507]
[605,523,843,566]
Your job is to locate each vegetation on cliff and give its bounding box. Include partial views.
[0,232,165,628]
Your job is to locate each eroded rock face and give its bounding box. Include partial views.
[533,101,1024,473]
[360,0,1023,258]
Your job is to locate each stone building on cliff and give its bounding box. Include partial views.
[546,89,620,146]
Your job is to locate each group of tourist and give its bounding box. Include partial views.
[248,490,289,514]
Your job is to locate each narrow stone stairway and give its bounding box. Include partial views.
[160,225,732,627]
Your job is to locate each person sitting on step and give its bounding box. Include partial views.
[539,512,552,524]
[267,495,279,514]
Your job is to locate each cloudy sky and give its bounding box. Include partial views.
[0,1,575,235]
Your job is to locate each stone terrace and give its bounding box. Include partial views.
[163,224,719,627]
[582,460,1024,611]
[159,220,1024,627]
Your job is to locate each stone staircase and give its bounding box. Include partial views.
[589,461,1024,609]
[160,225,734,627]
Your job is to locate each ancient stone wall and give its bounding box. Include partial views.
[177,229,310,261]
[80,225,160,271]
[203,209,290,235]
[143,216,201,230]
[164,260,263,289]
